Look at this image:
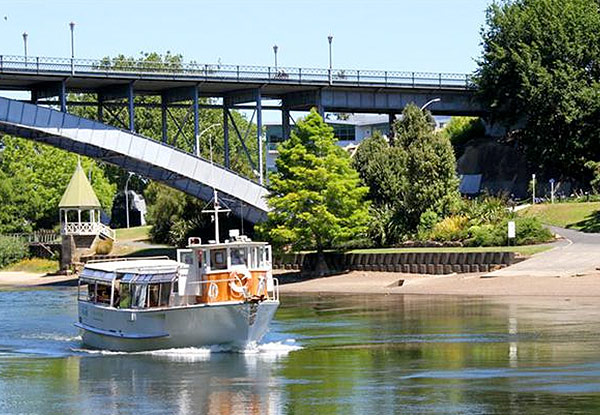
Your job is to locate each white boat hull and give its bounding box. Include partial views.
[77,300,279,352]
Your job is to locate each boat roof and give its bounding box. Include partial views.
[189,240,269,249]
[84,258,179,273]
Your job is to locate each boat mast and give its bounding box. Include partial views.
[202,188,230,243]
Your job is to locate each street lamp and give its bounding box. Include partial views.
[22,32,28,63]
[420,98,441,111]
[196,123,221,158]
[328,35,333,84]
[69,21,75,75]
[273,44,278,71]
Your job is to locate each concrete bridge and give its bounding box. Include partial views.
[0,55,484,223]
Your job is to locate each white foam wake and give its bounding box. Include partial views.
[72,339,301,361]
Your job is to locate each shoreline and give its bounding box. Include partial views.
[278,270,600,297]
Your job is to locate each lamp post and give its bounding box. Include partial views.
[124,172,133,228]
[196,123,221,157]
[273,44,278,71]
[22,32,28,63]
[328,35,333,84]
[420,98,441,111]
[69,21,75,75]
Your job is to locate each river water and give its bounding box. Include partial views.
[1,288,600,414]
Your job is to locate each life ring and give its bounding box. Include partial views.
[208,282,219,300]
[229,271,250,299]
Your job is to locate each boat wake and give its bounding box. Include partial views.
[72,339,301,361]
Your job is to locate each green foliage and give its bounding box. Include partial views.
[394,105,461,230]
[429,215,469,242]
[352,131,406,206]
[261,109,370,252]
[442,117,486,155]
[353,104,461,246]
[144,182,249,247]
[464,217,553,247]
[476,0,600,181]
[0,236,28,269]
[585,161,600,193]
[417,209,440,239]
[0,137,116,233]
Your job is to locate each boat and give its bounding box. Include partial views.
[75,191,280,352]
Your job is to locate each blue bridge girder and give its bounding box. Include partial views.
[0,96,269,224]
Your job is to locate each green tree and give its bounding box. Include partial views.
[476,0,600,181]
[261,109,369,255]
[395,105,460,229]
[353,131,406,206]
[0,136,115,233]
[353,104,460,244]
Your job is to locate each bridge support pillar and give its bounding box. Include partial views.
[256,89,263,184]
[223,98,230,168]
[388,113,396,140]
[316,90,324,118]
[127,82,135,132]
[193,87,199,156]
[59,80,67,112]
[161,95,168,143]
[97,96,104,122]
[282,106,291,140]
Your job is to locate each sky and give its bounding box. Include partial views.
[0,0,492,74]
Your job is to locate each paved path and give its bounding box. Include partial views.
[485,226,600,278]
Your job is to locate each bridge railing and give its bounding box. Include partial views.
[0,55,475,89]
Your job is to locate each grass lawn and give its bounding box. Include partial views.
[3,258,59,274]
[115,225,152,241]
[348,245,553,256]
[521,202,600,232]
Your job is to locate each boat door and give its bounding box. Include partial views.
[177,249,193,296]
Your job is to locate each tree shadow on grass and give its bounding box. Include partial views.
[568,210,600,233]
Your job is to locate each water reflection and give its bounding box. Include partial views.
[77,352,285,415]
[2,289,600,414]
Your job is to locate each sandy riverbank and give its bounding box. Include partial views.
[279,270,600,297]
[0,272,77,288]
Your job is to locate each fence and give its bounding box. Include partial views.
[0,55,474,89]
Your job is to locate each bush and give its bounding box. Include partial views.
[429,215,469,241]
[513,217,554,245]
[464,217,553,247]
[95,239,113,255]
[0,236,28,269]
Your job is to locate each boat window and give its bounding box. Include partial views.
[95,283,111,305]
[210,249,227,270]
[86,281,96,302]
[148,284,160,307]
[250,247,258,268]
[159,282,171,307]
[132,284,147,308]
[119,283,132,308]
[230,247,247,266]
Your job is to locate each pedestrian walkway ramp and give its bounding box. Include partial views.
[0,96,269,223]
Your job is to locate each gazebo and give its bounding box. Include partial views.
[59,162,114,241]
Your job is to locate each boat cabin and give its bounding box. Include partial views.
[78,258,180,309]
[177,233,274,304]
[78,234,277,310]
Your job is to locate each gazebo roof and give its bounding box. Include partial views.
[59,162,101,209]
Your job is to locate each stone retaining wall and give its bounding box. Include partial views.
[273,251,516,275]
